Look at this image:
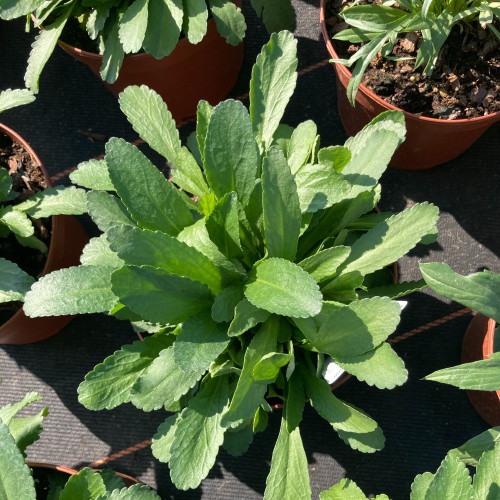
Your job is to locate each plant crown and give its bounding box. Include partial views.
[23,31,441,497]
[332,0,500,105]
[0,0,295,91]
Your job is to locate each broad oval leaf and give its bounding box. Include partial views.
[70,159,114,191]
[245,258,322,318]
[0,258,35,304]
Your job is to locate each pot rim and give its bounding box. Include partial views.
[484,318,499,399]
[319,0,500,126]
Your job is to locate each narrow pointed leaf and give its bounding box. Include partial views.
[170,146,209,199]
[204,99,259,206]
[0,89,35,113]
[222,317,279,426]
[287,121,317,174]
[250,31,297,150]
[262,147,301,260]
[105,138,192,235]
[450,428,500,466]
[263,417,311,500]
[298,246,350,283]
[169,375,230,489]
[245,258,322,318]
[100,9,125,84]
[228,299,270,337]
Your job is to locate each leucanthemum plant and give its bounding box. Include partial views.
[24,31,440,498]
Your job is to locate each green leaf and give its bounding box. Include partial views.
[424,354,500,391]
[335,342,408,389]
[298,246,350,284]
[119,85,181,163]
[253,352,291,381]
[208,0,246,45]
[0,422,36,500]
[263,416,311,500]
[0,167,13,200]
[86,190,136,232]
[169,375,230,489]
[80,235,124,268]
[245,258,322,318]
[0,207,33,237]
[335,425,385,454]
[196,100,213,161]
[105,137,193,235]
[342,111,406,196]
[25,4,72,93]
[301,368,379,434]
[14,185,86,218]
[0,258,35,303]
[111,265,212,326]
[183,0,208,44]
[204,100,258,206]
[424,454,472,500]
[222,317,279,426]
[228,299,270,337]
[107,224,225,294]
[337,203,439,278]
[211,285,244,323]
[59,468,106,500]
[320,478,369,500]
[8,407,48,456]
[97,483,160,499]
[223,420,254,456]
[250,0,295,33]
[450,428,500,467]
[410,472,434,500]
[143,0,183,58]
[420,262,500,323]
[23,265,117,317]
[170,146,209,199]
[205,192,243,259]
[472,442,500,500]
[287,121,317,174]
[70,159,114,191]
[307,297,400,358]
[321,271,363,303]
[318,146,351,172]
[358,279,427,300]
[151,414,179,463]
[119,0,149,53]
[285,370,305,432]
[78,334,174,410]
[0,391,41,426]
[174,311,229,373]
[100,9,125,84]
[294,163,352,214]
[262,147,301,260]
[340,4,408,31]
[131,346,203,411]
[0,89,35,113]
[250,30,297,151]
[0,0,43,20]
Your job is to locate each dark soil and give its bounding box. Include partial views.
[325,0,500,119]
[0,133,51,325]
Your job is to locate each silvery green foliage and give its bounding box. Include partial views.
[24,31,441,498]
[0,0,294,91]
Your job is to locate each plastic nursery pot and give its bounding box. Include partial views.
[461,313,500,426]
[0,123,89,345]
[57,1,244,124]
[319,0,500,170]
[27,462,139,488]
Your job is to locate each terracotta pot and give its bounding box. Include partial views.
[57,1,244,123]
[319,0,500,170]
[461,313,499,426]
[0,123,89,344]
[28,462,138,487]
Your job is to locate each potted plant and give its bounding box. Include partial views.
[0,0,295,122]
[420,262,500,426]
[320,0,500,169]
[0,379,160,498]
[0,89,88,344]
[320,427,500,499]
[23,31,441,498]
